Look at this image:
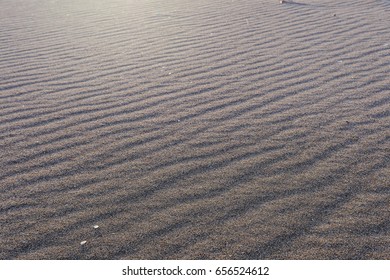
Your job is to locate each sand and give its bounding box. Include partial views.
[0,0,389,259]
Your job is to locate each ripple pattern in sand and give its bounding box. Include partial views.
[0,0,389,259]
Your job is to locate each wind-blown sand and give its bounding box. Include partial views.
[0,0,389,259]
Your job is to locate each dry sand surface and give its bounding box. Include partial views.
[0,0,389,259]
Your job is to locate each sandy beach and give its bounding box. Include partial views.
[0,0,389,259]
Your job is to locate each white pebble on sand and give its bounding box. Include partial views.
[80,241,87,245]
[93,225,99,229]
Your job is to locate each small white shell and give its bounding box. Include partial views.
[93,225,99,229]
[80,240,87,245]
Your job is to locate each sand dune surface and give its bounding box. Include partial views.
[0,0,389,259]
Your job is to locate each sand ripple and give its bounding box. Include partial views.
[0,0,389,259]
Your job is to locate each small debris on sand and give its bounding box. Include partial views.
[93,225,99,229]
[80,240,87,245]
